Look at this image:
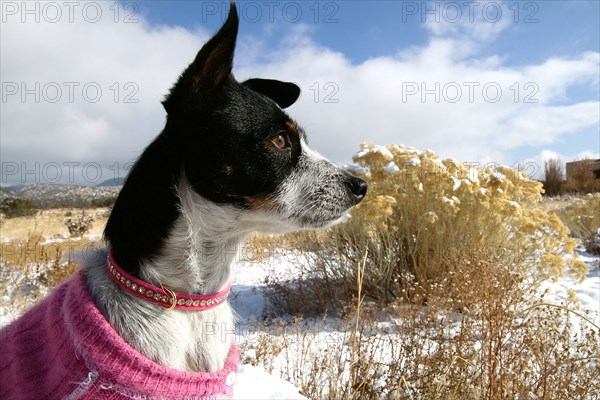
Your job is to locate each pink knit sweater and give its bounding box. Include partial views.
[0,271,238,399]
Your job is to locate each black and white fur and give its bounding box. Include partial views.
[85,3,367,373]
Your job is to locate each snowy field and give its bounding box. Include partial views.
[229,246,600,399]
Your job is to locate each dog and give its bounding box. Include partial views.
[0,3,366,399]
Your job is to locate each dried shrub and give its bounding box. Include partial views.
[350,144,586,288]
[0,198,36,218]
[553,193,600,254]
[246,247,599,400]
[544,157,564,196]
[64,212,94,238]
[268,144,587,313]
[255,144,598,399]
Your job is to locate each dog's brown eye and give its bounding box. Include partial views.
[271,134,289,150]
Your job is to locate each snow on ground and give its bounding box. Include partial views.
[230,247,600,398]
[232,247,600,326]
[233,364,306,400]
[231,250,307,321]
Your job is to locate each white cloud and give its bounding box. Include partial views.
[1,1,598,186]
[423,0,513,45]
[1,2,211,184]
[235,33,598,167]
[522,52,600,102]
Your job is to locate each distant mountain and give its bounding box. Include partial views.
[96,177,126,187]
[0,183,121,208]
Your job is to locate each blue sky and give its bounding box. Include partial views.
[139,0,600,165]
[1,0,599,185]
[141,1,599,66]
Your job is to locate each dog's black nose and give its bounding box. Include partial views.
[345,174,368,203]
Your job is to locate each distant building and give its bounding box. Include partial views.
[566,159,600,184]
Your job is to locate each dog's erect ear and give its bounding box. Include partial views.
[190,3,238,92]
[242,78,301,109]
[162,3,238,112]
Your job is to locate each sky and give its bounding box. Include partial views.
[1,0,599,185]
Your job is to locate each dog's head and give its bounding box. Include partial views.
[162,4,366,232]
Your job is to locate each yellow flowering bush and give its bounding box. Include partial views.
[335,143,588,301]
[552,193,600,255]
[263,145,599,400]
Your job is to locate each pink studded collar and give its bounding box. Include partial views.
[107,250,231,311]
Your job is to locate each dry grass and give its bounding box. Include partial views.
[0,234,82,321]
[551,194,600,255]
[0,208,108,322]
[246,245,600,399]
[0,207,109,242]
[538,197,576,213]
